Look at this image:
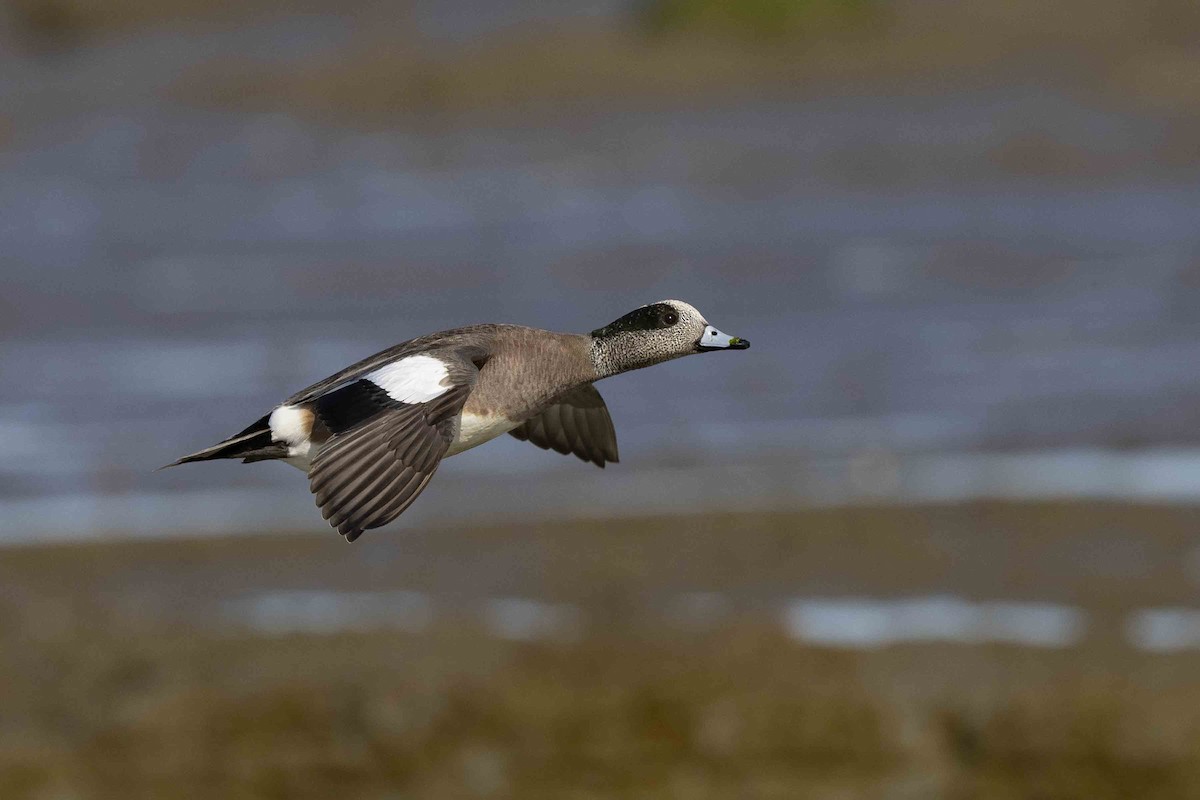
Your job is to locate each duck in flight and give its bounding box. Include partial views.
[167,300,749,541]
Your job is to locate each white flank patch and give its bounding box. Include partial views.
[268,405,309,445]
[446,411,519,456]
[269,404,316,470]
[365,354,450,404]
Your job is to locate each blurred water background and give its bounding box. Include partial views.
[4,0,1200,797]
[5,0,1200,540]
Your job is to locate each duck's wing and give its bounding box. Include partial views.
[284,325,501,406]
[307,350,478,541]
[509,384,619,468]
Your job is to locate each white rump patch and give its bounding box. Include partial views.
[365,354,451,404]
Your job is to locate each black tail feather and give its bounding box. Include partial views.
[161,414,284,469]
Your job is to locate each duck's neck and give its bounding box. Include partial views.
[589,336,615,379]
[589,334,664,379]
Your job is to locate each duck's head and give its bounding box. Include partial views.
[589,299,749,377]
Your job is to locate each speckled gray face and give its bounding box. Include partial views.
[589,300,749,378]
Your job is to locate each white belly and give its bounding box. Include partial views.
[446,411,519,456]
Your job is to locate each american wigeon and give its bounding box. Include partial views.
[168,300,749,540]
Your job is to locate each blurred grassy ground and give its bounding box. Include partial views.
[4,623,1200,798]
[3,503,1200,798]
[8,0,1200,120]
[4,503,1198,618]
[6,0,323,42]
[636,0,877,39]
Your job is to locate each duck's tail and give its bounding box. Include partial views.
[160,414,286,469]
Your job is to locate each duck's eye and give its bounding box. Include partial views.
[663,312,679,326]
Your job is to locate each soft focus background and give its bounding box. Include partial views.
[4,0,1200,797]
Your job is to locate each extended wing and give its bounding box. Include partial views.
[509,384,619,468]
[307,352,477,541]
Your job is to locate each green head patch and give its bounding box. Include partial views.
[591,303,680,338]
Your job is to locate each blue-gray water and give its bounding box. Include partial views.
[3,9,1200,541]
